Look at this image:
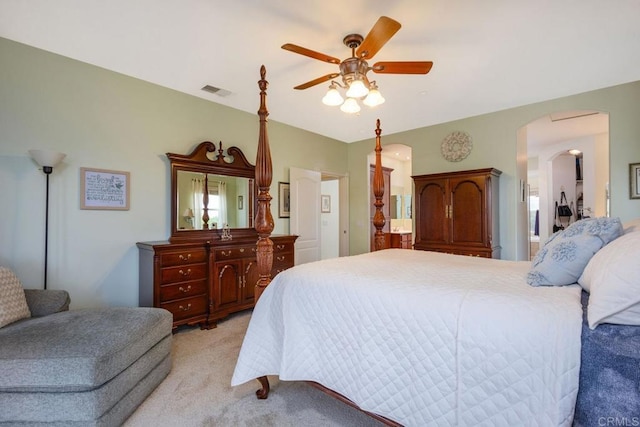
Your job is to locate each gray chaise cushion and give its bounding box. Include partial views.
[0,307,172,392]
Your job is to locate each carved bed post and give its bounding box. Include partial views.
[254,64,275,303]
[254,65,274,400]
[372,119,386,251]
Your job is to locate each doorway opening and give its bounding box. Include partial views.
[321,173,349,260]
[289,167,349,265]
[522,110,609,260]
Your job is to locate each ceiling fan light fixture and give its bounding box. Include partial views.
[363,82,385,107]
[345,78,369,98]
[322,82,344,106]
[340,98,361,114]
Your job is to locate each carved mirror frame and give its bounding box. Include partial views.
[168,141,257,242]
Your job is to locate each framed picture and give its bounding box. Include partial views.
[321,194,331,213]
[80,167,130,210]
[630,162,640,199]
[278,182,290,218]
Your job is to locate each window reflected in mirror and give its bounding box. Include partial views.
[177,170,252,231]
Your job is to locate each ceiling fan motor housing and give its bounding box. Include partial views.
[340,57,370,89]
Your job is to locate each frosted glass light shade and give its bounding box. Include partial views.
[322,87,344,106]
[29,149,66,168]
[340,98,361,114]
[345,79,369,98]
[363,88,385,107]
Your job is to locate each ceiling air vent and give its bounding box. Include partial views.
[201,85,232,97]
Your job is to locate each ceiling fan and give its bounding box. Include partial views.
[281,16,433,112]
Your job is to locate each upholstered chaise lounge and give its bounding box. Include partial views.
[0,267,173,426]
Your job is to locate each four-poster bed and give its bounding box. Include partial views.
[248,66,640,426]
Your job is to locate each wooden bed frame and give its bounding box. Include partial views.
[251,66,392,423]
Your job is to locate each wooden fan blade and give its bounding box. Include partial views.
[372,61,433,74]
[294,73,341,90]
[356,16,401,60]
[282,44,341,64]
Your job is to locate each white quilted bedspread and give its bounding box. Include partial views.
[232,249,583,426]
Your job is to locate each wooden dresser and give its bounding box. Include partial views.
[139,141,297,329]
[137,235,296,329]
[412,168,501,258]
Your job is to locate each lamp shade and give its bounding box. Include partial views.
[340,98,361,114]
[183,208,194,217]
[363,88,385,107]
[29,150,66,168]
[322,86,344,106]
[345,79,369,98]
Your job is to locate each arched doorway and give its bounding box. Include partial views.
[522,110,609,259]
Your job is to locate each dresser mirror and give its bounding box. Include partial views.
[168,141,256,241]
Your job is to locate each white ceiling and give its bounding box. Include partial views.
[1,1,638,143]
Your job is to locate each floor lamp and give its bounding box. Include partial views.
[29,149,66,290]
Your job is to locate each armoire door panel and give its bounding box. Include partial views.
[450,177,485,246]
[416,179,448,245]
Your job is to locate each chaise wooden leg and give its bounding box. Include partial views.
[256,376,270,399]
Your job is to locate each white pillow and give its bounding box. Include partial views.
[0,267,31,328]
[579,231,640,329]
[623,218,640,234]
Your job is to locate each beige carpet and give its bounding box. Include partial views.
[124,311,384,427]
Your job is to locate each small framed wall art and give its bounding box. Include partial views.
[279,182,290,218]
[80,167,130,210]
[630,162,640,199]
[321,194,331,213]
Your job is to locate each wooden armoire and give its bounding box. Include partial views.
[412,168,501,258]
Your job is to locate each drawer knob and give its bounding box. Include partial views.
[178,304,192,312]
[276,244,285,250]
[178,253,192,261]
[239,248,245,253]
[276,256,285,261]
[178,269,192,277]
[178,285,192,293]
[221,250,231,257]
[251,247,256,253]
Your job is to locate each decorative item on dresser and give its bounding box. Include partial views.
[137,136,297,330]
[412,168,501,258]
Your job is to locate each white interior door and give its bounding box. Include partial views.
[290,167,321,265]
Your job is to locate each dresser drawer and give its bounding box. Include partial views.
[161,263,207,284]
[273,252,293,267]
[161,295,208,322]
[273,241,294,254]
[272,252,294,275]
[160,250,207,267]
[160,279,207,302]
[213,245,257,260]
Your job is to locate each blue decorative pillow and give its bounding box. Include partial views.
[527,217,623,286]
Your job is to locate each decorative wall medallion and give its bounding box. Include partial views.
[441,131,473,162]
